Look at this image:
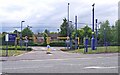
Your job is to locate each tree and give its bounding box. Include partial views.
[44,29,50,35]
[72,29,84,44]
[82,25,92,38]
[60,18,68,37]
[21,27,33,37]
[42,32,48,44]
[115,20,120,45]
[60,18,75,37]
[13,30,18,34]
[98,20,111,45]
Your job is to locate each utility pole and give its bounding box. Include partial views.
[91,3,95,50]
[67,3,70,37]
[20,21,25,50]
[75,16,78,49]
[95,19,98,49]
[66,3,70,49]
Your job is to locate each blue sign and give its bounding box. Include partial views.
[9,34,17,42]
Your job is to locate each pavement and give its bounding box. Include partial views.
[1,47,119,73]
[0,47,118,61]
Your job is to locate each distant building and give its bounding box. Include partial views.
[48,33,59,41]
[34,33,44,43]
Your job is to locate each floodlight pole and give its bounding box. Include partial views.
[91,3,95,50]
[20,21,25,50]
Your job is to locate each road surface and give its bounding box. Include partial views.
[1,47,119,73]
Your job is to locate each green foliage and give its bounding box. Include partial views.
[82,25,92,38]
[60,18,75,37]
[43,32,48,44]
[50,32,57,34]
[98,20,118,45]
[1,50,29,57]
[1,46,32,51]
[68,46,119,54]
[115,20,120,45]
[72,25,92,44]
[21,27,33,37]
[60,18,68,37]
[44,29,50,35]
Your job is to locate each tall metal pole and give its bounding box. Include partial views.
[20,21,25,50]
[91,3,95,50]
[66,3,70,49]
[104,28,106,46]
[95,19,98,49]
[75,16,78,49]
[104,28,107,50]
[67,3,70,37]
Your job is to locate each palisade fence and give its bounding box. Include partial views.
[0,24,119,50]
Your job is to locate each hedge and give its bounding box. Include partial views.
[1,48,32,51]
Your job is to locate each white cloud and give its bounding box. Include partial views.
[0,0,119,32]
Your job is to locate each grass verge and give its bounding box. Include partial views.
[63,46,119,54]
[0,50,28,57]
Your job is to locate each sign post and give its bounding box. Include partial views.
[5,34,9,56]
[5,34,17,56]
[24,36,28,51]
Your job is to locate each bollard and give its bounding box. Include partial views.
[84,38,88,53]
[46,45,51,54]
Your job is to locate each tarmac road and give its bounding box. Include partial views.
[1,47,119,73]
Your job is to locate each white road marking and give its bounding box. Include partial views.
[20,58,68,62]
[4,66,53,70]
[4,66,39,70]
[16,51,35,57]
[84,66,117,69]
[97,57,103,58]
[63,64,81,66]
[79,58,92,59]
[41,47,46,50]
[47,54,53,56]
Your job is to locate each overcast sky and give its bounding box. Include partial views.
[0,0,119,33]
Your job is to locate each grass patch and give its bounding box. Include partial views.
[0,50,28,57]
[67,46,119,54]
[0,45,32,51]
[0,45,32,57]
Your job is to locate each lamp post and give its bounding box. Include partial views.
[75,16,78,49]
[20,21,25,49]
[57,29,59,35]
[91,3,95,50]
[95,19,98,49]
[104,27,107,50]
[66,3,70,49]
[69,21,72,50]
[57,29,59,42]
[67,3,70,37]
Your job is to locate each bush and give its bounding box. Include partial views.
[50,42,66,47]
[1,47,32,51]
[28,41,39,46]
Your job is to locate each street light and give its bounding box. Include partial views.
[91,3,95,50]
[67,3,70,49]
[67,3,70,37]
[95,19,98,49]
[104,28,107,50]
[75,16,78,49]
[57,29,59,36]
[20,21,25,49]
